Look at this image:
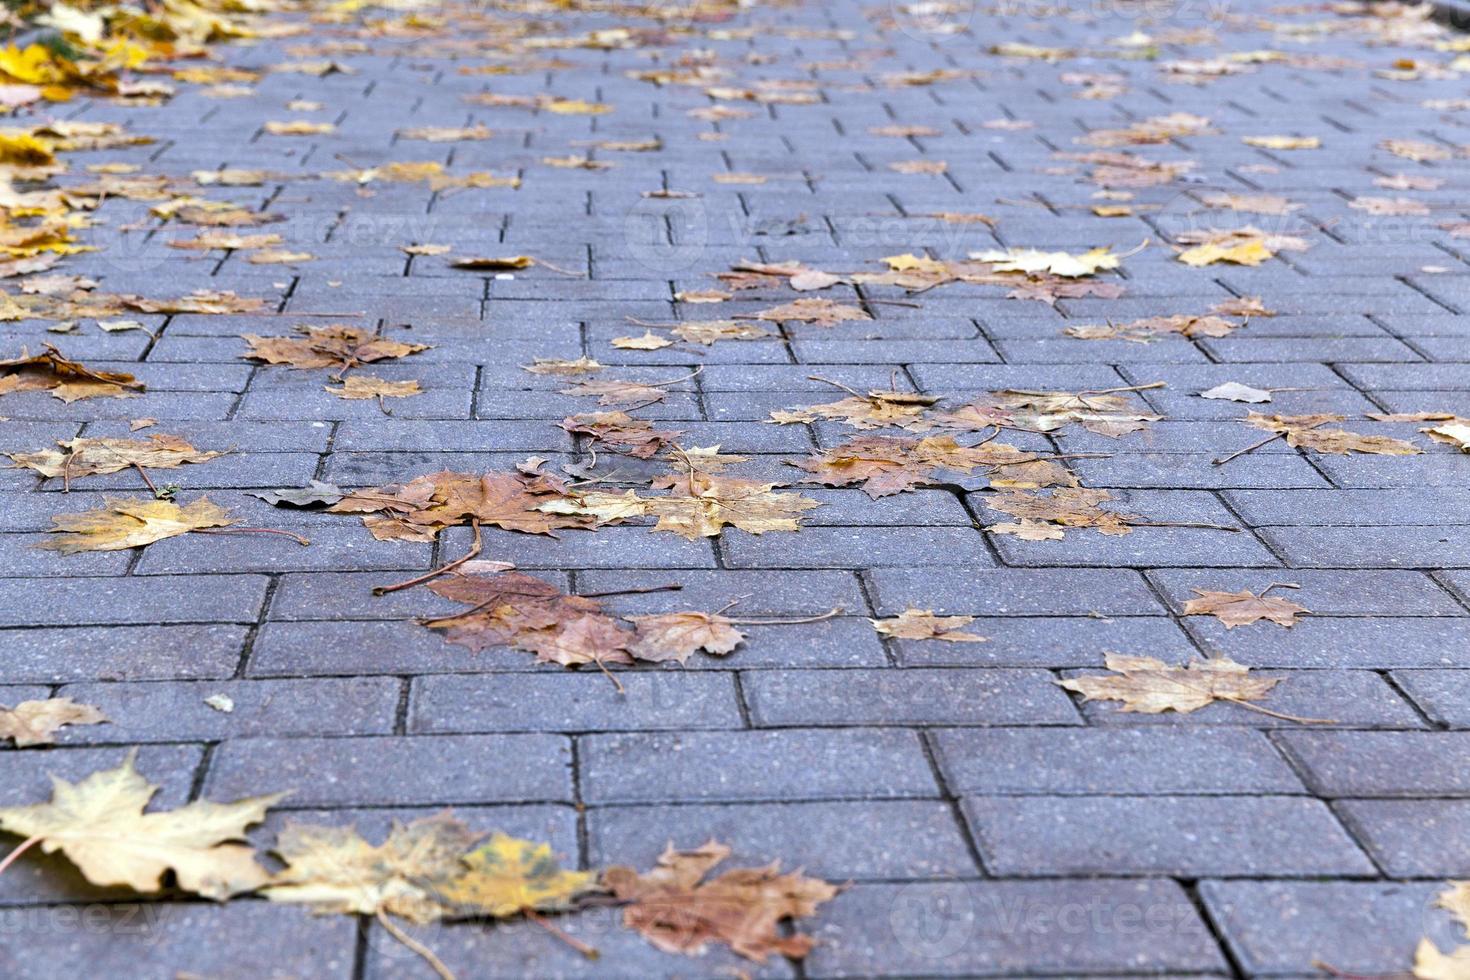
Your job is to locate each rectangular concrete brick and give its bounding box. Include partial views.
[743,668,1081,726]
[580,729,938,804]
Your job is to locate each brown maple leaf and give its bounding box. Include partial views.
[983,487,1139,540]
[0,346,144,402]
[1058,653,1328,723]
[769,388,938,431]
[39,496,239,553]
[645,473,820,539]
[932,387,1161,438]
[9,435,225,481]
[603,840,839,963]
[670,320,773,345]
[792,434,1035,498]
[871,609,987,642]
[1182,586,1308,628]
[751,298,871,327]
[1243,412,1421,456]
[628,611,747,663]
[1066,314,1240,343]
[561,412,684,459]
[242,325,428,378]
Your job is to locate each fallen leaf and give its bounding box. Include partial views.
[561,412,683,459]
[1200,382,1272,403]
[871,609,987,642]
[436,833,595,917]
[242,326,428,376]
[628,611,746,663]
[753,298,870,326]
[972,246,1121,278]
[327,376,422,400]
[794,434,1034,498]
[9,435,226,480]
[1243,135,1320,150]
[0,750,281,899]
[603,840,839,962]
[0,346,144,402]
[983,487,1139,539]
[1058,653,1281,716]
[0,698,106,747]
[264,813,482,923]
[1245,412,1421,456]
[611,332,673,350]
[1183,587,1308,628]
[39,496,237,554]
[247,481,346,508]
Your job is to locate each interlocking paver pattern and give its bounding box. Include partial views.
[4,0,1470,974]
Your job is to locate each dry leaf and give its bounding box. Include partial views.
[264,813,482,923]
[0,750,281,899]
[1246,412,1421,456]
[753,299,870,326]
[436,833,595,917]
[603,840,839,962]
[9,435,225,480]
[871,609,987,642]
[0,698,107,747]
[0,346,143,402]
[611,332,673,350]
[1058,654,1280,716]
[242,326,428,376]
[561,412,683,459]
[39,497,237,554]
[1183,587,1308,628]
[628,611,746,663]
[327,376,422,400]
[983,487,1138,539]
[1200,382,1272,403]
[794,434,1034,498]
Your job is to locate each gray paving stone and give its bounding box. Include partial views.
[934,728,1305,795]
[205,735,574,806]
[1392,669,1470,728]
[580,729,937,804]
[1275,731,1470,797]
[805,880,1226,977]
[744,668,1080,726]
[410,672,743,733]
[587,800,977,880]
[963,796,1375,876]
[1201,881,1452,978]
[0,574,267,627]
[0,625,245,684]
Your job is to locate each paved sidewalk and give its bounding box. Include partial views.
[2,0,1470,975]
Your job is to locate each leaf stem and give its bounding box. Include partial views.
[374,909,457,980]
[0,835,41,880]
[1222,695,1336,725]
[374,519,481,595]
[727,605,845,626]
[526,910,599,959]
[193,527,311,546]
[1212,431,1283,465]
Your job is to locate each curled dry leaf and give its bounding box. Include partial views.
[1066,313,1239,343]
[752,298,870,326]
[326,376,422,400]
[769,390,938,431]
[436,833,596,918]
[644,474,821,539]
[0,346,144,402]
[971,246,1121,278]
[1200,382,1272,403]
[264,813,483,923]
[933,387,1161,438]
[1182,587,1308,628]
[1245,412,1421,456]
[793,434,1035,498]
[1057,653,1282,716]
[602,840,839,963]
[671,320,772,345]
[0,750,283,900]
[9,435,225,480]
[611,331,673,350]
[628,611,746,663]
[523,356,602,375]
[242,325,428,375]
[247,481,346,508]
[0,697,107,747]
[871,609,987,642]
[39,496,237,554]
[561,411,684,459]
[983,487,1139,540]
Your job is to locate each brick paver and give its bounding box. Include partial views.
[3,0,1470,974]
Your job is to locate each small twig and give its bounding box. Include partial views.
[578,583,683,599]
[531,258,585,277]
[374,518,482,595]
[133,462,158,495]
[1258,582,1301,596]
[526,910,599,959]
[726,605,844,626]
[593,658,626,694]
[0,835,42,880]
[1212,431,1283,465]
[193,527,310,545]
[808,374,867,398]
[865,298,923,308]
[1127,520,1241,532]
[374,909,457,980]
